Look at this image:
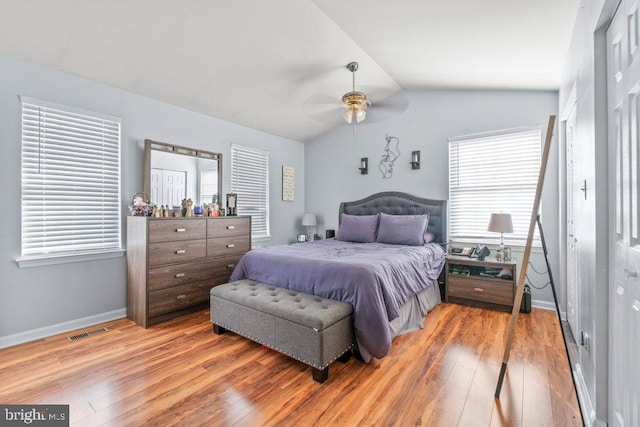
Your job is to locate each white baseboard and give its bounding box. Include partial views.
[0,308,126,349]
[532,299,554,311]
[531,300,567,320]
[574,363,596,426]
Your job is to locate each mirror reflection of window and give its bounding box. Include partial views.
[199,169,218,204]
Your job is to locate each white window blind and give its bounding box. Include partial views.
[21,97,122,256]
[230,144,270,240]
[199,169,218,204]
[448,128,541,246]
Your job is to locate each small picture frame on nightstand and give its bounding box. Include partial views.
[297,234,307,243]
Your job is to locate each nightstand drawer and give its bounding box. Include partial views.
[447,276,514,306]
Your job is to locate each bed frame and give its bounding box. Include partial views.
[338,191,447,245]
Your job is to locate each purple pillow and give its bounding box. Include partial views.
[376,213,430,246]
[336,214,379,243]
[424,230,436,244]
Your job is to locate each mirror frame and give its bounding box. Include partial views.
[143,139,223,207]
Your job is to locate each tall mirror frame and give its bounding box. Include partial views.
[143,139,222,209]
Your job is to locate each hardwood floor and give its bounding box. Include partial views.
[0,304,582,426]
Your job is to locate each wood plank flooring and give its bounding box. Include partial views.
[0,304,582,426]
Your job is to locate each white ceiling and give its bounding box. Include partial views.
[0,0,579,142]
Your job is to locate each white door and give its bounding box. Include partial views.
[163,169,186,207]
[607,2,640,426]
[150,168,187,207]
[565,104,580,344]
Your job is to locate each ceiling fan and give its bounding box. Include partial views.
[304,61,408,126]
[342,62,370,124]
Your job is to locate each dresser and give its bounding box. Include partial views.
[127,216,251,327]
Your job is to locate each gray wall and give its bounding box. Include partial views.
[0,53,305,340]
[305,90,560,306]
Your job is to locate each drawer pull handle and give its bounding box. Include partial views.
[227,264,235,268]
[176,249,186,254]
[473,287,484,292]
[176,294,186,300]
[175,273,186,278]
[175,228,186,233]
[227,244,235,248]
[227,225,235,230]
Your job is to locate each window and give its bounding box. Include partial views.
[448,127,541,246]
[20,97,122,260]
[199,168,219,204]
[230,144,270,240]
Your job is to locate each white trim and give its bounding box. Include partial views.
[448,124,543,143]
[16,248,125,268]
[531,299,560,313]
[574,363,596,427]
[230,142,269,156]
[0,308,126,349]
[19,95,122,123]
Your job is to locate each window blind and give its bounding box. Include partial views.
[21,97,122,256]
[199,169,218,204]
[230,144,270,239]
[448,128,541,246]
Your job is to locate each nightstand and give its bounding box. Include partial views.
[445,255,517,312]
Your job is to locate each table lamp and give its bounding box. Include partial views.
[488,213,513,260]
[302,213,317,241]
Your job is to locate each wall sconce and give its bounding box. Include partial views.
[410,150,421,170]
[359,157,368,175]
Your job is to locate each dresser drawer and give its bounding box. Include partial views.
[207,217,250,238]
[149,219,206,243]
[149,239,207,267]
[207,236,250,258]
[148,255,243,291]
[148,280,213,316]
[447,276,514,306]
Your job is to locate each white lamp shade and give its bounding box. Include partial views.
[487,213,513,233]
[302,213,317,227]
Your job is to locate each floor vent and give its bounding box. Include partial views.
[68,327,109,342]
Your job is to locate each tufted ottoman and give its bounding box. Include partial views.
[210,279,354,383]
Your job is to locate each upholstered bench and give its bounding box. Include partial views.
[210,279,354,383]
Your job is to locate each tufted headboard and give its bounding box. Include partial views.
[338,192,448,245]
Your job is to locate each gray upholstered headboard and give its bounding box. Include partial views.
[338,191,448,245]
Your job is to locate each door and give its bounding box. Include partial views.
[151,168,187,207]
[607,2,640,426]
[565,104,580,344]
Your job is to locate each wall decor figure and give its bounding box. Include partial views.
[379,134,401,179]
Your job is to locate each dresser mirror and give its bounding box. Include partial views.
[143,139,222,208]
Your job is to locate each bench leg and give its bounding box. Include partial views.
[337,351,352,363]
[312,367,328,383]
[213,324,226,335]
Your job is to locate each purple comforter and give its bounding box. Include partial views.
[229,239,446,359]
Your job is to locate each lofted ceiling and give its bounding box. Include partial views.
[0,0,579,142]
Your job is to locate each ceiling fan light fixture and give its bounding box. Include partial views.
[342,62,370,124]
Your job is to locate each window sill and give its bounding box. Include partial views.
[16,249,126,268]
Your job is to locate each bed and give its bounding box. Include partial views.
[229,192,447,361]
